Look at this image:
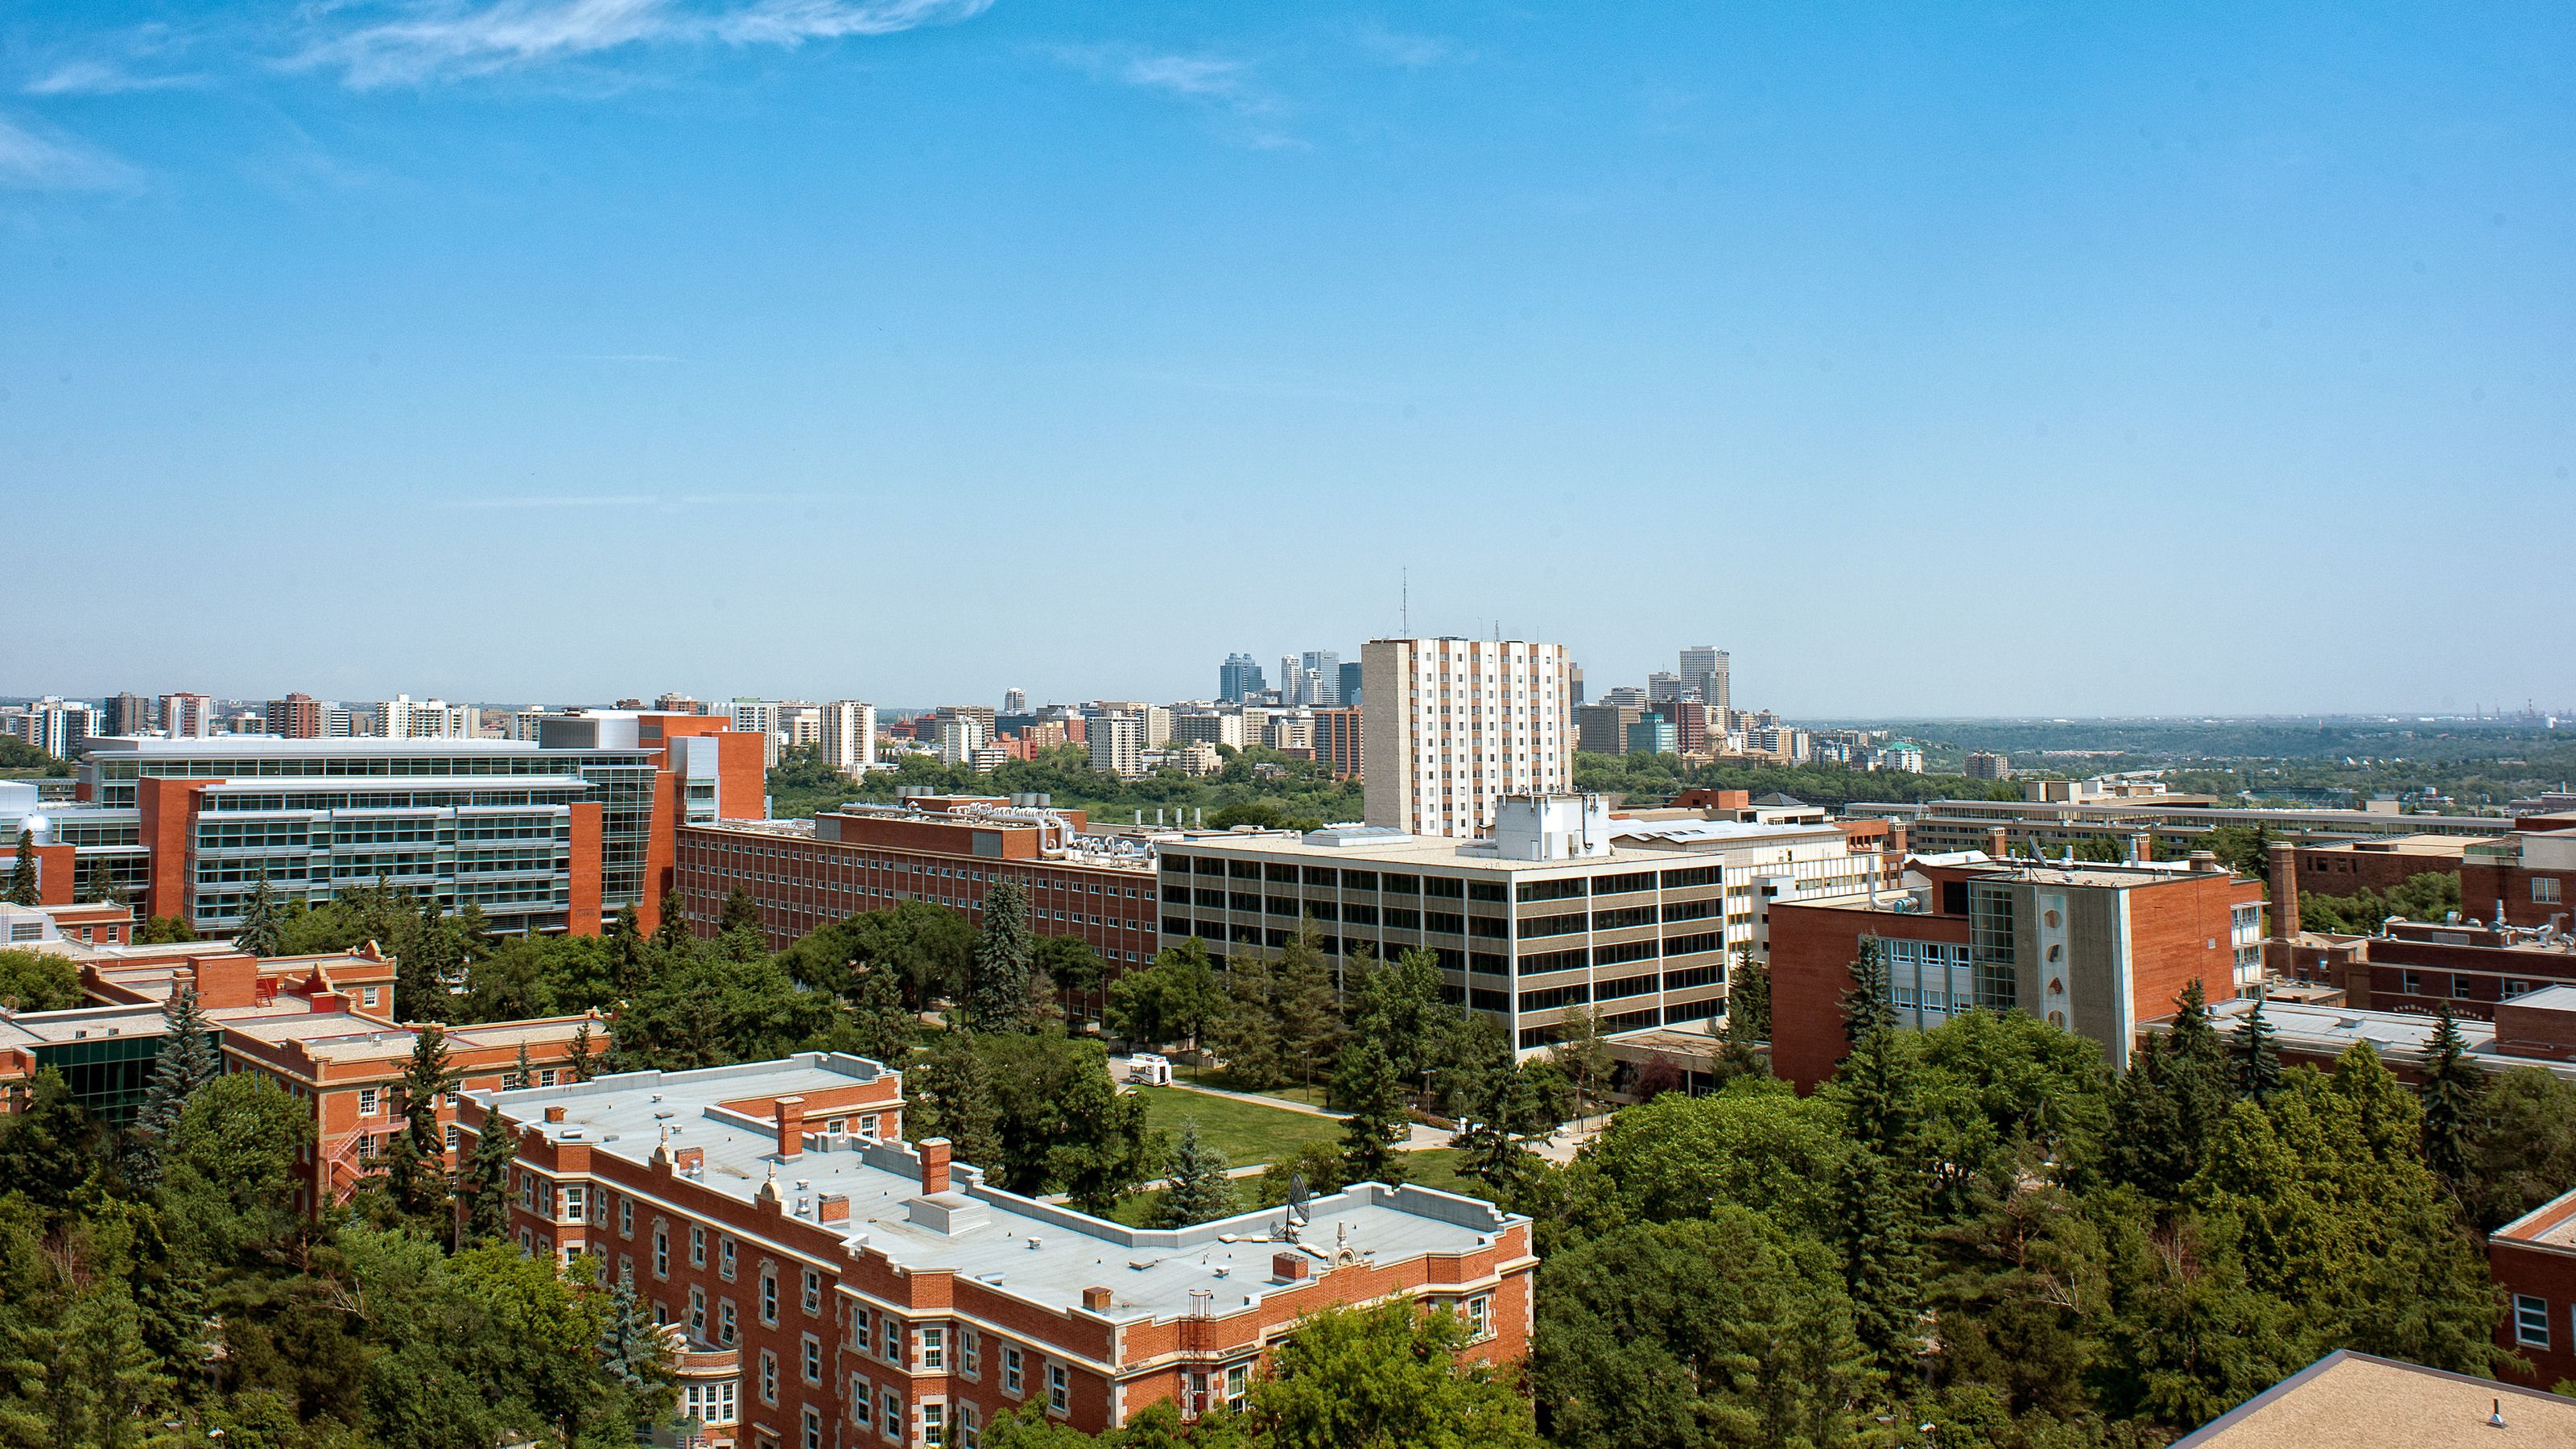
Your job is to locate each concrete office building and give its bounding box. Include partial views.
[819,700,878,777]
[1361,638,1574,839]
[1575,703,1641,756]
[1679,646,1730,712]
[1158,794,1897,1048]
[1169,712,1245,751]
[1853,795,2527,860]
[461,1053,1533,1444]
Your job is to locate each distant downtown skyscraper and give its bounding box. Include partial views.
[1219,653,1266,703]
[1679,646,1730,711]
[1362,637,1575,838]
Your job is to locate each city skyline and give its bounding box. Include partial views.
[6,5,2570,713]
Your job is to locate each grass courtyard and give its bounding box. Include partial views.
[1130,1084,1343,1168]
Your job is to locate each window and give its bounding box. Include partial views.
[803,1406,823,1449]
[1047,1363,1069,1414]
[2539,878,2564,904]
[2516,1294,2551,1348]
[621,1199,634,1237]
[562,1185,584,1223]
[959,1403,978,1449]
[444,1124,459,1152]
[803,1333,822,1385]
[1003,1347,1023,1396]
[691,1225,707,1267]
[759,1348,778,1406]
[688,1288,706,1340]
[358,1088,380,1116]
[803,1266,822,1315]
[1224,1362,1249,1409]
[653,1226,669,1278]
[882,1315,902,1363]
[682,1378,738,1426]
[720,1237,737,1280]
[760,1269,778,1324]
[920,1326,944,1370]
[961,1328,980,1377]
[1464,1294,1492,1342]
[883,1389,902,1437]
[853,1307,873,1352]
[719,1300,737,1346]
[923,1402,947,1447]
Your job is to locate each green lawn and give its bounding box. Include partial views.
[1132,1084,1344,1169]
[1172,1060,1331,1109]
[1396,1147,1496,1202]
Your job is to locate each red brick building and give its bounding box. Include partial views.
[1768,855,2264,1090]
[1311,708,1362,781]
[464,1054,1535,1447]
[2490,1183,2576,1388]
[675,798,1164,969]
[2462,818,2576,931]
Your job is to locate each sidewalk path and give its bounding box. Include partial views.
[1117,1056,1522,1154]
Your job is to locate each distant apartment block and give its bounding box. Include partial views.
[1312,707,1363,781]
[263,692,325,739]
[0,696,101,759]
[819,700,878,776]
[1963,750,2009,780]
[1361,638,1573,839]
[159,692,217,739]
[1088,714,1146,781]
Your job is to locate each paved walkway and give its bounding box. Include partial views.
[1116,1057,1451,1150]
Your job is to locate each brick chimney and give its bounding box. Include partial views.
[2268,841,2300,939]
[543,1105,567,1124]
[1986,827,2009,859]
[1272,1252,1311,1282]
[1081,1286,1113,1312]
[774,1095,806,1162]
[919,1137,952,1195]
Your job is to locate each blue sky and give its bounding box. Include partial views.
[3,2,2569,716]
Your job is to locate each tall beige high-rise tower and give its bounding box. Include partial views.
[1362,638,1575,837]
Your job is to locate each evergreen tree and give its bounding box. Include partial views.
[1839,936,1895,1051]
[1265,929,1344,1095]
[910,1033,1005,1174]
[1157,1121,1241,1227]
[383,1024,454,1221]
[1206,954,1287,1088]
[652,890,690,952]
[1726,942,1771,1044]
[1337,1039,1410,1186]
[596,1275,669,1405]
[233,874,284,956]
[612,903,650,997]
[965,880,1038,1032]
[126,985,221,1183]
[2420,1003,2479,1192]
[0,1065,99,1212]
[394,899,450,1024]
[566,1020,600,1082]
[83,859,124,907]
[848,964,916,1067]
[505,1041,533,1090]
[460,1111,520,1243]
[1823,978,1927,1381]
[2231,997,2281,1100]
[452,900,496,961]
[718,890,762,939]
[6,828,37,906]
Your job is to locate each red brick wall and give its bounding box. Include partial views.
[2493,1212,2576,1389]
[136,778,217,922]
[568,802,603,936]
[2124,873,2259,1019]
[2293,844,2464,900]
[2463,862,2576,930]
[1765,903,1970,1092]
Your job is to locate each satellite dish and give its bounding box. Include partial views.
[1286,1172,1310,1226]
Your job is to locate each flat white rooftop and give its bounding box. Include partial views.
[473,1053,1524,1324]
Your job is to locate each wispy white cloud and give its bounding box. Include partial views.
[1354,25,1466,69]
[1050,42,1302,149]
[23,60,204,97]
[290,0,993,89]
[0,114,141,191]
